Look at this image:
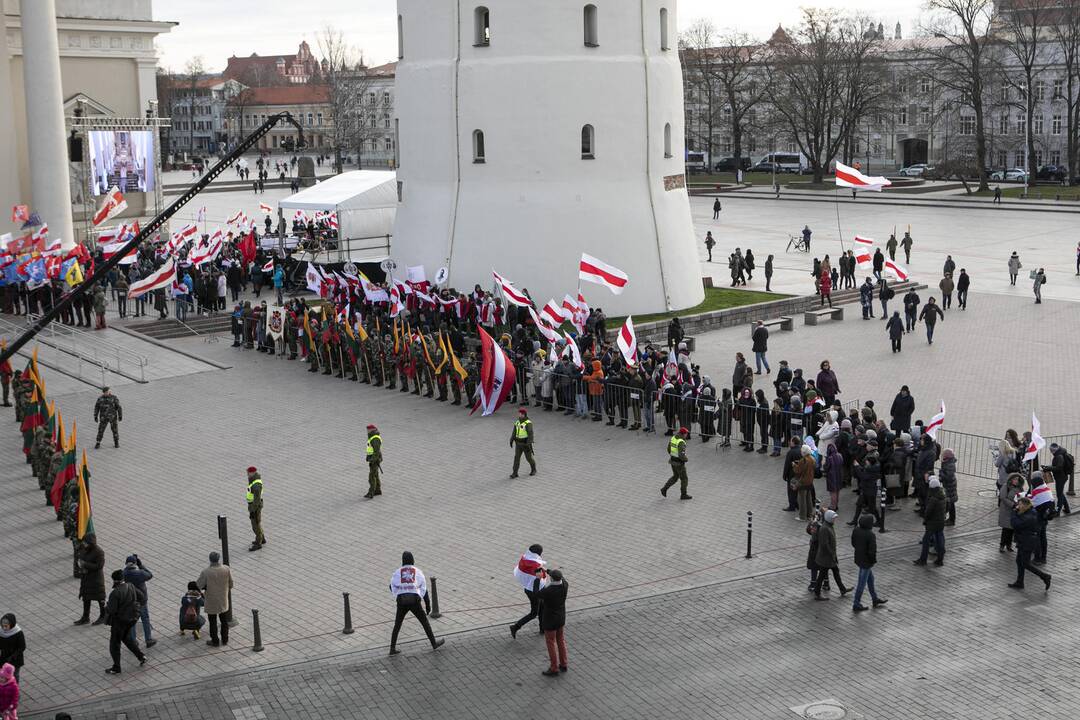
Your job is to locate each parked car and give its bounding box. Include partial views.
[897,164,930,177]
[749,160,781,174]
[990,167,1028,182]
[713,157,752,173]
[1036,165,1067,183]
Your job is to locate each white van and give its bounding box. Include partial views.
[753,152,807,174]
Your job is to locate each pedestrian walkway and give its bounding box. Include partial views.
[29,518,1079,720]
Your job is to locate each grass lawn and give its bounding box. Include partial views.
[972,185,1080,200]
[608,287,786,327]
[687,172,797,187]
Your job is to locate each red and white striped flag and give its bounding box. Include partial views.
[925,400,946,440]
[561,332,584,370]
[259,202,273,214]
[99,241,137,265]
[492,269,532,307]
[579,253,628,295]
[128,259,176,298]
[1023,412,1045,463]
[92,187,128,226]
[854,236,874,267]
[32,223,49,242]
[262,257,275,273]
[883,258,909,281]
[189,235,223,266]
[471,326,517,417]
[226,209,244,225]
[834,161,892,192]
[528,306,562,343]
[327,214,338,230]
[616,316,638,366]
[293,209,307,224]
[539,298,567,329]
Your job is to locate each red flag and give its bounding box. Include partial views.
[11,204,29,224]
[470,326,516,417]
[239,230,257,264]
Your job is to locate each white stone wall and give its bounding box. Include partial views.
[392,0,703,315]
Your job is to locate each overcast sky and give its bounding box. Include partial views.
[154,1,927,73]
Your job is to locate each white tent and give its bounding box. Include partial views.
[279,171,397,259]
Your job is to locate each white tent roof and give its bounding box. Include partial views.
[278,170,397,242]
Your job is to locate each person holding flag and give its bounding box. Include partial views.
[509,406,537,479]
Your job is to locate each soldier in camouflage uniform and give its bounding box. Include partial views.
[13,370,25,423]
[32,426,52,492]
[383,334,396,389]
[464,352,479,406]
[409,338,426,397]
[434,339,449,402]
[306,314,322,373]
[61,479,81,576]
[397,337,410,393]
[284,308,298,360]
[48,442,64,516]
[93,386,122,449]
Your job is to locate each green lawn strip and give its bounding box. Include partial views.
[607,287,787,328]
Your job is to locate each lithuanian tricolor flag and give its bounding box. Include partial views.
[50,420,76,510]
[76,449,94,540]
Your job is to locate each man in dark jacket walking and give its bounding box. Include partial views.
[914,477,947,566]
[1009,497,1052,591]
[918,297,944,345]
[1049,443,1072,515]
[123,555,156,647]
[902,288,920,332]
[105,569,147,674]
[956,269,970,310]
[536,569,569,677]
[751,321,770,374]
[851,513,887,611]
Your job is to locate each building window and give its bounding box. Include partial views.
[397,180,403,202]
[473,129,486,163]
[317,112,323,126]
[896,77,908,94]
[1053,114,1062,135]
[1019,80,1028,97]
[1016,115,1026,136]
[1000,85,1009,102]
[1034,150,1042,166]
[384,137,393,151]
[398,14,404,59]
[394,118,400,168]
[997,150,1007,168]
[999,114,1008,135]
[475,6,490,46]
[369,92,376,105]
[1034,79,1045,100]
[384,113,391,129]
[919,77,930,93]
[308,112,314,126]
[722,137,732,154]
[897,107,907,125]
[584,4,599,47]
[1033,115,1044,135]
[1053,78,1064,99]
[918,106,930,125]
[581,124,595,159]
[1015,151,1025,167]
[660,8,670,50]
[959,116,975,136]
[663,122,672,158]
[1051,150,1061,165]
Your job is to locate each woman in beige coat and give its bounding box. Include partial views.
[196,552,234,647]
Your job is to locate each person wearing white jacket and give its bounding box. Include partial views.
[817,410,840,462]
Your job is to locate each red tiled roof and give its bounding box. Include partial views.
[367,61,397,77]
[243,84,330,106]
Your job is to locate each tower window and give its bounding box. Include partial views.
[664,123,672,158]
[581,124,595,159]
[474,7,490,46]
[473,129,486,163]
[660,8,670,51]
[397,15,404,59]
[584,5,599,47]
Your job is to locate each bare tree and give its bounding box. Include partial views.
[768,9,883,183]
[224,65,271,149]
[155,67,176,160]
[318,26,380,173]
[713,30,772,174]
[1000,0,1055,182]
[679,19,721,162]
[918,0,998,191]
[183,56,206,160]
[1051,0,1080,183]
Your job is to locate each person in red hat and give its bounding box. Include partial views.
[509,406,536,479]
[365,424,383,499]
[245,466,265,550]
[661,427,692,500]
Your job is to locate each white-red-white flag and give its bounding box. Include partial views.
[259,202,273,214]
[561,332,584,370]
[616,316,638,366]
[32,224,50,242]
[227,209,244,225]
[128,259,176,298]
[189,235,223,266]
[99,241,138,265]
[92,187,128,226]
[262,257,275,273]
[925,400,946,440]
[528,306,562,343]
[834,162,892,192]
[471,325,517,417]
[883,258,909,281]
[492,269,532,307]
[579,253,628,294]
[1023,413,1046,463]
[538,298,567,329]
[305,263,325,296]
[293,209,307,224]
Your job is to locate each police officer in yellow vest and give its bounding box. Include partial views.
[246,466,266,550]
[661,427,692,500]
[365,424,383,499]
[509,406,537,479]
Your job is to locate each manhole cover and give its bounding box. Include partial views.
[790,699,858,720]
[978,489,999,498]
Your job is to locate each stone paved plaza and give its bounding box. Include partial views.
[3,200,1080,719]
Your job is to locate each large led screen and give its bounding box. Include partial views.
[88,130,156,196]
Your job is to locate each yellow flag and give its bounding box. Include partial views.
[393,317,400,353]
[56,412,65,448]
[68,420,77,452]
[420,332,435,369]
[64,260,84,288]
[448,334,468,382]
[357,321,369,342]
[435,332,449,373]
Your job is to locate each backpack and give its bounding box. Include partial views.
[1063,451,1075,476]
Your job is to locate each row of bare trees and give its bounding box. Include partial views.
[681,0,1080,189]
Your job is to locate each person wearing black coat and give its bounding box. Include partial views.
[75,535,106,625]
[535,570,569,676]
[666,318,683,349]
[1009,498,1052,591]
[885,312,904,352]
[851,514,887,611]
[914,478,947,566]
[913,435,937,513]
[848,454,882,526]
[781,437,802,511]
[104,569,147,674]
[0,613,25,682]
[889,386,915,433]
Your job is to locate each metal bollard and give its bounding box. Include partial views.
[878,481,887,533]
[429,577,442,619]
[251,609,264,652]
[745,511,753,559]
[218,515,237,628]
[342,592,354,634]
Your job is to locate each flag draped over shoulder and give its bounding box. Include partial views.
[471,326,516,417]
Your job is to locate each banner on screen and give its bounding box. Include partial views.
[87,130,156,196]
